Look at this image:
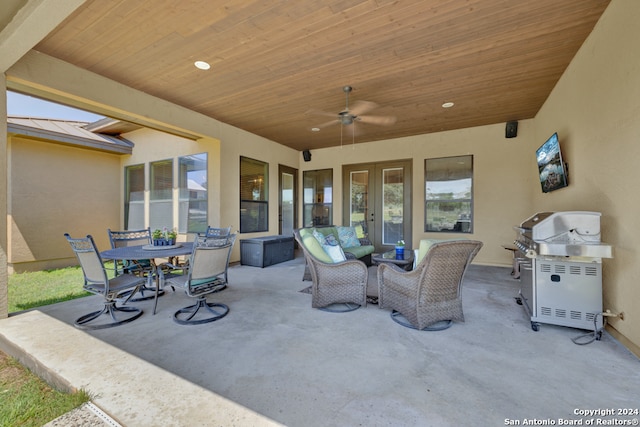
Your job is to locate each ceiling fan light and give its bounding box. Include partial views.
[442,102,455,108]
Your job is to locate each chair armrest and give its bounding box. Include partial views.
[312,259,368,284]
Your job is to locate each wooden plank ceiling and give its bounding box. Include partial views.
[34,0,610,151]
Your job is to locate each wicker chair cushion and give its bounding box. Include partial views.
[299,228,334,263]
[337,226,361,247]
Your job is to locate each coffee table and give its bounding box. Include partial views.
[372,249,415,271]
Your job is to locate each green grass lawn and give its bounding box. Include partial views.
[7,265,104,313]
[0,351,91,427]
[4,265,102,426]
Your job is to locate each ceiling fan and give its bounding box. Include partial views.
[309,86,397,132]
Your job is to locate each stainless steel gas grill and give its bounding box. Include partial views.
[513,211,613,332]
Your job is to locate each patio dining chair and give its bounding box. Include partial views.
[378,240,483,330]
[203,225,232,238]
[166,226,234,277]
[64,233,146,330]
[159,234,236,325]
[107,228,156,301]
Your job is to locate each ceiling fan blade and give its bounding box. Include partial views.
[349,100,378,116]
[314,119,340,128]
[305,108,337,118]
[358,115,397,126]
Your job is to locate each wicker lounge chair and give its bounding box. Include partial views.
[294,228,367,312]
[378,240,483,330]
[65,233,146,330]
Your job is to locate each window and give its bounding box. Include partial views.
[125,164,145,229]
[149,159,173,230]
[240,156,268,232]
[303,169,332,227]
[179,153,207,233]
[425,155,473,233]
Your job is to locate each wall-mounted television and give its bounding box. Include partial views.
[536,132,568,193]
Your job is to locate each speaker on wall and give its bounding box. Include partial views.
[302,149,312,162]
[505,121,518,138]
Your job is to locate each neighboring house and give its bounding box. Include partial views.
[6,116,133,272]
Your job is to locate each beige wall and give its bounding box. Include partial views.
[531,0,640,352]
[7,136,122,272]
[302,120,536,267]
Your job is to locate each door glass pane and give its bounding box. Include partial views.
[349,170,368,234]
[382,168,403,245]
[125,164,144,230]
[178,153,207,233]
[281,172,294,236]
[150,159,173,230]
[303,169,332,227]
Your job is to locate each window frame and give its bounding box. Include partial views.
[303,168,333,227]
[424,155,473,233]
[240,156,269,233]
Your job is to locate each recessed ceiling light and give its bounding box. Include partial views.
[442,102,455,108]
[194,61,211,70]
[311,127,320,132]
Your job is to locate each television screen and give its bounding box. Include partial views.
[536,132,568,193]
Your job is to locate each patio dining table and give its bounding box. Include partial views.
[101,242,194,314]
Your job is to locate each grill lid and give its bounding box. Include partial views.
[515,211,613,259]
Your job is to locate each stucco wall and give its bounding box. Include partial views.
[8,136,122,272]
[531,0,640,352]
[302,120,536,267]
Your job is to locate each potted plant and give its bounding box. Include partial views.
[152,227,177,246]
[395,240,405,259]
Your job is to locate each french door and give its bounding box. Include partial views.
[278,164,298,237]
[343,160,412,251]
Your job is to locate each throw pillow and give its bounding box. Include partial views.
[337,226,361,248]
[322,243,346,262]
[312,229,326,245]
[323,233,340,247]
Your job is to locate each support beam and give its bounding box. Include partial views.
[0,80,8,318]
[0,0,86,72]
[7,51,220,141]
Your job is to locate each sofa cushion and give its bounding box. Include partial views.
[299,228,334,264]
[337,226,361,247]
[343,244,374,259]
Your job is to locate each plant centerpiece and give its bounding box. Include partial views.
[395,239,405,259]
[152,227,177,246]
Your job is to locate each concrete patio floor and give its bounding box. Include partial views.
[1,252,639,427]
